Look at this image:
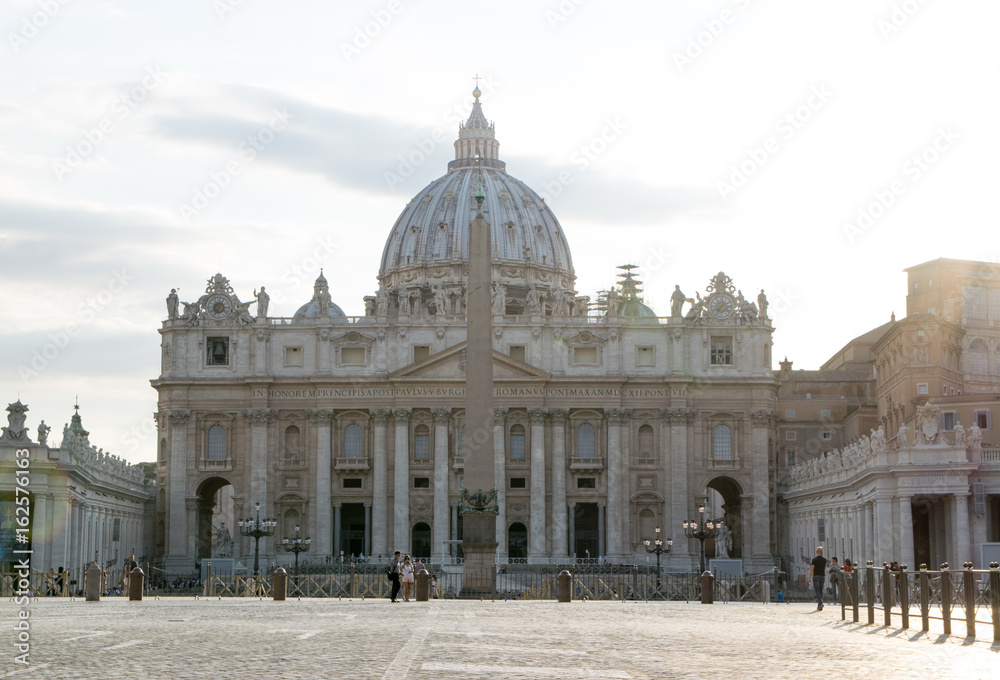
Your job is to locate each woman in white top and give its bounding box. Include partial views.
[401,555,414,601]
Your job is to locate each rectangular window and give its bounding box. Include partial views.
[577,477,596,489]
[820,409,831,419]
[916,383,928,395]
[508,345,526,362]
[973,410,991,429]
[413,477,430,489]
[573,347,598,365]
[636,346,655,367]
[284,347,303,367]
[343,478,362,489]
[820,431,833,441]
[785,432,797,441]
[710,337,733,365]
[510,432,526,459]
[509,477,526,489]
[341,347,366,365]
[413,345,430,362]
[786,450,796,467]
[817,518,826,543]
[206,337,229,366]
[940,411,958,431]
[785,409,795,419]
[414,433,430,460]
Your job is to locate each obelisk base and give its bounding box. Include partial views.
[460,514,497,597]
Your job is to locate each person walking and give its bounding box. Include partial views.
[807,546,828,611]
[828,557,841,602]
[401,555,414,602]
[388,551,402,603]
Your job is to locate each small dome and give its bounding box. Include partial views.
[294,271,346,320]
[620,299,658,319]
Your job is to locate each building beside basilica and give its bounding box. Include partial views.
[152,87,779,574]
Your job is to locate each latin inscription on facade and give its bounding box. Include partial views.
[251,387,673,399]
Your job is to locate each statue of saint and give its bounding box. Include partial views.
[606,289,619,317]
[670,285,686,317]
[375,289,389,315]
[254,287,270,318]
[897,423,909,448]
[969,423,982,451]
[685,292,704,320]
[37,420,50,445]
[954,423,966,448]
[526,288,542,314]
[434,285,448,316]
[216,523,233,557]
[166,289,179,319]
[491,283,506,315]
[715,523,732,559]
[757,289,769,319]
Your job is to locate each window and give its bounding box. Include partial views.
[817,518,826,543]
[820,431,833,441]
[968,339,989,374]
[509,424,526,460]
[637,424,654,459]
[284,425,300,460]
[713,425,732,460]
[940,411,958,431]
[207,425,226,460]
[413,345,430,362]
[159,437,166,461]
[764,343,771,369]
[341,347,366,365]
[413,477,430,489]
[964,286,987,320]
[455,421,465,458]
[785,409,795,419]
[508,345,526,362]
[510,477,526,489]
[343,424,363,458]
[284,347,303,367]
[206,337,229,365]
[414,424,430,460]
[785,431,797,441]
[343,478,362,489]
[973,410,991,429]
[577,477,596,489]
[636,346,655,367]
[786,450,796,467]
[574,347,598,365]
[916,383,928,395]
[710,337,733,365]
[820,409,831,419]
[576,423,595,458]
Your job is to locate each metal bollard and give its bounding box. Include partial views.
[85,562,102,602]
[415,569,430,602]
[919,564,930,632]
[882,564,892,627]
[898,566,909,630]
[128,567,144,601]
[989,562,1000,643]
[940,563,951,636]
[700,571,714,605]
[273,568,287,601]
[203,562,215,597]
[963,562,976,639]
[557,570,572,602]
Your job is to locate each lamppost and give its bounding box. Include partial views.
[282,525,311,584]
[683,503,718,574]
[238,501,276,577]
[643,527,673,596]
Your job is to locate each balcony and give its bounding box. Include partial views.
[335,456,370,472]
[452,456,464,470]
[632,456,660,468]
[708,457,740,470]
[198,457,232,472]
[570,456,605,471]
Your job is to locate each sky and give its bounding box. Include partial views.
[1,0,996,464]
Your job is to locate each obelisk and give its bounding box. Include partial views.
[460,163,498,596]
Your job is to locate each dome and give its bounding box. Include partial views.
[294,271,346,320]
[610,267,660,322]
[377,88,576,312]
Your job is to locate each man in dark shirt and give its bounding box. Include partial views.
[388,551,402,603]
[807,547,828,611]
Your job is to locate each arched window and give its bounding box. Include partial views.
[968,339,989,374]
[414,424,430,460]
[713,425,732,460]
[508,522,528,559]
[207,425,226,460]
[159,437,167,461]
[509,424,526,460]
[577,423,595,458]
[284,425,300,460]
[344,424,363,458]
[638,424,654,460]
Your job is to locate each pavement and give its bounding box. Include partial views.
[5,597,998,679]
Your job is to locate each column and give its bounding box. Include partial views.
[166,411,191,569]
[606,410,624,556]
[874,497,893,565]
[363,502,371,557]
[371,410,390,557]
[598,502,606,558]
[33,494,50,570]
[528,408,547,561]
[493,408,508,560]
[392,408,411,553]
[749,411,774,565]
[953,494,971,565]
[568,502,576,558]
[863,502,873,563]
[333,503,342,558]
[550,410,568,558]
[897,496,914,568]
[309,410,333,559]
[245,409,275,507]
[667,409,692,568]
[432,409,451,562]
[185,499,198,565]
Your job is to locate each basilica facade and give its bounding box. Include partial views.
[152,88,780,574]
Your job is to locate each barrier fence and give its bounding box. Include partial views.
[838,562,1000,642]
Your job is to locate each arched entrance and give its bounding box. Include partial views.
[507,522,528,559]
[411,522,431,558]
[195,477,235,563]
[705,476,743,559]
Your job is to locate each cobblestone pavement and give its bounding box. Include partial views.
[6,598,998,679]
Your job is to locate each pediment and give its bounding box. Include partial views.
[389,341,550,381]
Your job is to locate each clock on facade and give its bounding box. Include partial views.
[205,294,232,319]
[708,293,735,319]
